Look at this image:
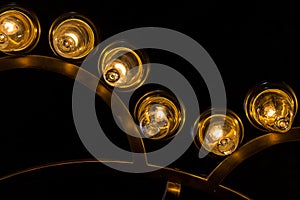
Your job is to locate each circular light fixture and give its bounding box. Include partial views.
[244,81,298,133]
[49,13,97,60]
[0,6,40,54]
[98,40,150,92]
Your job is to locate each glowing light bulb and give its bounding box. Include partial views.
[244,82,298,133]
[99,41,150,91]
[0,7,40,54]
[2,17,20,35]
[134,90,183,140]
[49,15,96,59]
[140,104,170,138]
[194,109,244,156]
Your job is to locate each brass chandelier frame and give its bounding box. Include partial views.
[1,55,300,199]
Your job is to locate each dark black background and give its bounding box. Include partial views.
[1,0,300,199]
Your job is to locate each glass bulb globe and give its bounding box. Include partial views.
[139,104,170,138]
[244,82,298,133]
[49,15,96,59]
[194,109,244,156]
[134,91,183,140]
[99,41,149,91]
[0,7,40,54]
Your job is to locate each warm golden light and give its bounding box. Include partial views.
[194,109,244,156]
[3,19,19,34]
[162,181,181,199]
[244,82,298,133]
[99,41,150,91]
[140,104,170,138]
[134,90,183,140]
[0,7,40,54]
[49,15,96,59]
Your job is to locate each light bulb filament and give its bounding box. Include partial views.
[140,104,170,138]
[208,125,224,140]
[114,62,127,76]
[2,17,20,35]
[151,105,168,122]
[264,105,276,118]
[206,123,237,155]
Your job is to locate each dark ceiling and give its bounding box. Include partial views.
[1,0,300,199]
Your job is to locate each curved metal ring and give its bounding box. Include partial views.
[5,55,300,199]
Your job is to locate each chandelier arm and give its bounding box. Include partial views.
[0,159,250,199]
[0,55,146,156]
[207,127,300,187]
[0,55,256,199]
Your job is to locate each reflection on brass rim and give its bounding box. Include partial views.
[207,126,300,187]
[0,159,250,200]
